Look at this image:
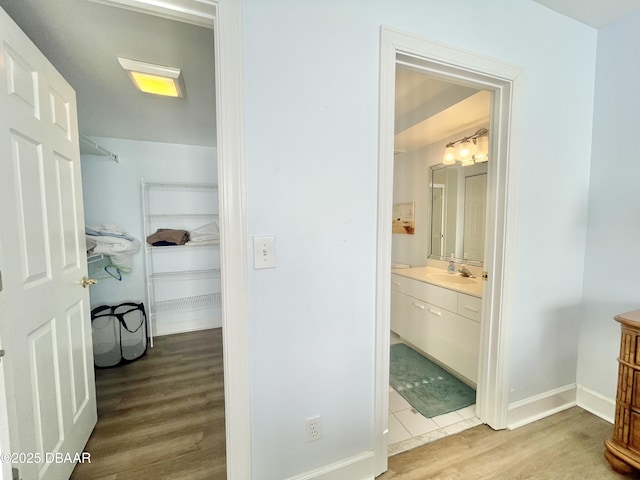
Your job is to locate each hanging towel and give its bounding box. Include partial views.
[88,234,140,268]
[86,224,140,269]
[146,229,190,246]
[86,223,137,241]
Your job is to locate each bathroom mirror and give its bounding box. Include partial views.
[429,162,487,265]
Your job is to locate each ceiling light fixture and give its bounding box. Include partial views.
[443,128,489,166]
[117,57,185,98]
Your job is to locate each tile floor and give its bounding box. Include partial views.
[388,333,482,456]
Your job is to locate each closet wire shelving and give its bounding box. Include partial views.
[141,180,220,346]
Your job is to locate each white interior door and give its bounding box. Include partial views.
[463,173,487,261]
[0,7,97,480]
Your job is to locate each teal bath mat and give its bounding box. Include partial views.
[390,343,475,418]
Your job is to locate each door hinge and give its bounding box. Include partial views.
[12,467,20,480]
[0,349,5,364]
[0,269,3,292]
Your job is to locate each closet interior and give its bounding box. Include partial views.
[81,138,221,338]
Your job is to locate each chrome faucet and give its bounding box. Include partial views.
[458,265,475,278]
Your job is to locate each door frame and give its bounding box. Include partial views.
[211,1,251,478]
[0,1,251,479]
[374,26,523,474]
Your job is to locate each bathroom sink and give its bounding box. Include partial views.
[427,273,477,285]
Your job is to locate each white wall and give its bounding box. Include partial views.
[80,137,218,326]
[392,126,488,268]
[577,9,640,406]
[392,145,430,267]
[242,1,596,478]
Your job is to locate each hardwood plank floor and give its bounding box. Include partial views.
[71,328,225,480]
[380,407,637,480]
[70,331,631,480]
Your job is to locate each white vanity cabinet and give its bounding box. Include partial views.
[390,273,481,385]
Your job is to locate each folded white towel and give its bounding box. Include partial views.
[185,238,220,246]
[189,221,220,242]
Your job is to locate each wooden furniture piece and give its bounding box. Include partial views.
[605,309,640,474]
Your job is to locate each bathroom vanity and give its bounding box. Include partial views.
[390,267,482,385]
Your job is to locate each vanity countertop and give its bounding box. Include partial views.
[391,266,483,298]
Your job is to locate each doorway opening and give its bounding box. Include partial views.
[389,64,491,454]
[374,28,523,475]
[0,1,250,478]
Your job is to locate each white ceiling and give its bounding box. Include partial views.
[395,1,640,154]
[2,0,639,152]
[532,0,640,28]
[394,67,489,154]
[0,0,216,147]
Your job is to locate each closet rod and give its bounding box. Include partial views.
[79,134,119,163]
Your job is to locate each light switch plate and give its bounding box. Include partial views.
[253,236,276,269]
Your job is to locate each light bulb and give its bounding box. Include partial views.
[456,140,475,162]
[443,145,456,165]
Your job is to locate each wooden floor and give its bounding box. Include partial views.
[380,406,636,480]
[71,328,225,480]
[70,332,631,480]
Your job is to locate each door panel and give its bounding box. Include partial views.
[463,173,486,261]
[30,319,64,459]
[11,130,51,284]
[65,300,91,421]
[49,88,71,138]
[5,45,39,116]
[55,152,81,270]
[0,7,97,480]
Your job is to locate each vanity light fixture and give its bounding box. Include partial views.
[117,57,185,98]
[455,139,475,164]
[443,128,489,166]
[474,133,489,163]
[443,145,456,165]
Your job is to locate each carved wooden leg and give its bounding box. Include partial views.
[605,449,635,475]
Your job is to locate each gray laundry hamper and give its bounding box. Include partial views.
[91,302,148,368]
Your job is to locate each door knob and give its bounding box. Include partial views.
[81,276,98,288]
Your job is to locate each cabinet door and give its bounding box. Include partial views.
[390,289,407,337]
[420,306,480,384]
[391,290,425,342]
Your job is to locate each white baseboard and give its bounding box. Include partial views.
[285,451,375,480]
[154,316,221,336]
[507,384,576,430]
[576,385,615,424]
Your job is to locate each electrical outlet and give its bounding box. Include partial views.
[305,415,321,442]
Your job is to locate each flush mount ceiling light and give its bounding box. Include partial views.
[117,57,185,98]
[442,128,489,166]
